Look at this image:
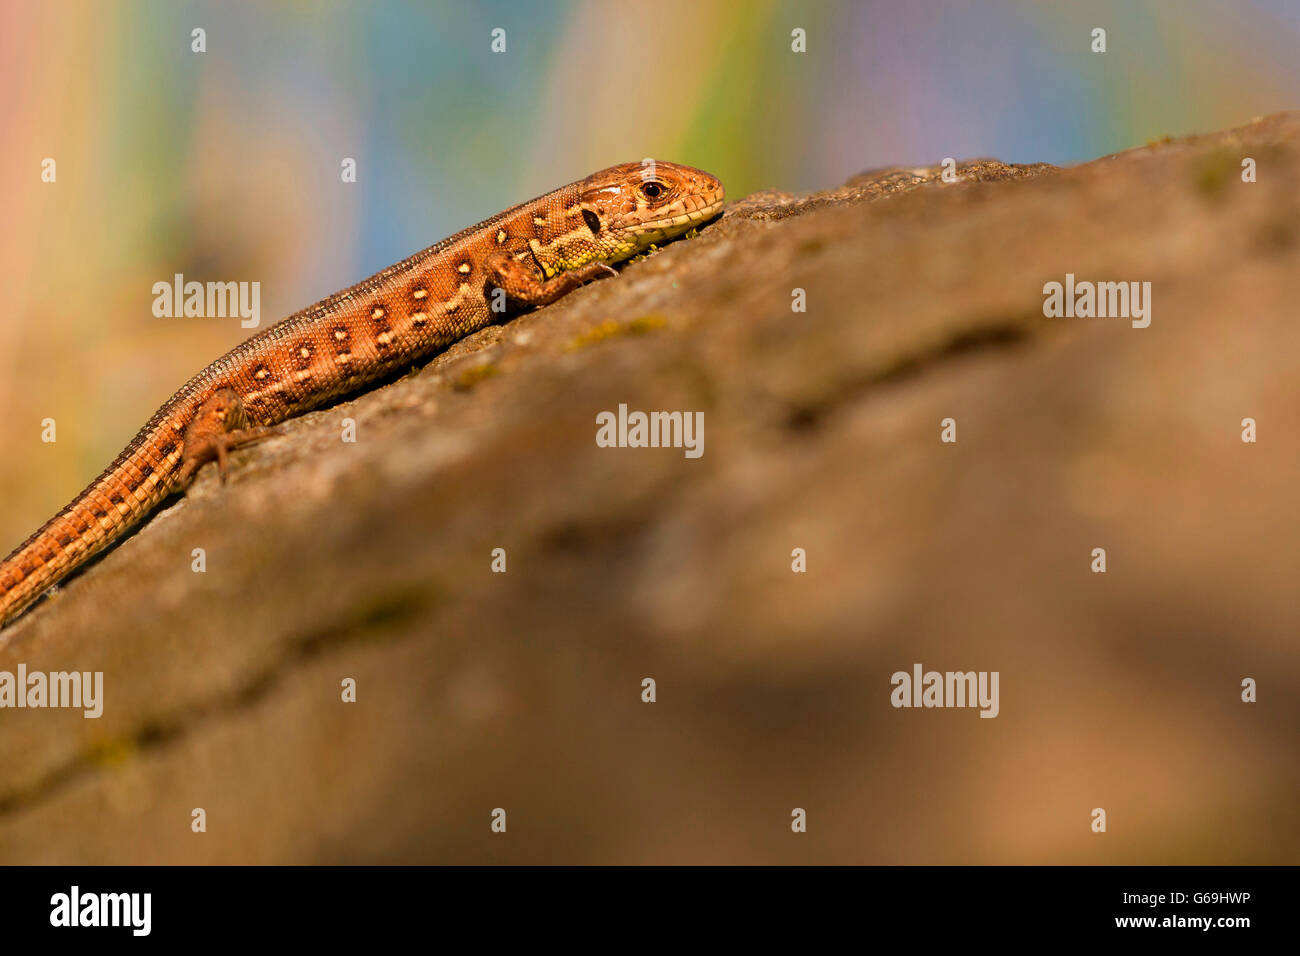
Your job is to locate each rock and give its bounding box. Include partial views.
[1,114,1297,863]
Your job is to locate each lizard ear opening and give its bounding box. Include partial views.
[581,209,601,236]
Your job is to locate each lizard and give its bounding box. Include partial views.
[0,160,725,629]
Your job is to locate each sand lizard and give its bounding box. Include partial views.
[0,160,725,629]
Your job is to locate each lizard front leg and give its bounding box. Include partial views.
[484,252,617,307]
[177,388,271,486]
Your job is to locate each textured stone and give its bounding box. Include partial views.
[1,114,1296,863]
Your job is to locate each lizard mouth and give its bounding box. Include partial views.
[624,190,727,244]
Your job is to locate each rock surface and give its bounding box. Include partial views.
[1,114,1297,863]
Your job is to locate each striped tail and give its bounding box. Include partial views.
[0,410,189,628]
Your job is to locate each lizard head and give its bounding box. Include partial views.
[566,160,725,265]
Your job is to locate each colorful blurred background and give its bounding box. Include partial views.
[2,0,1299,556]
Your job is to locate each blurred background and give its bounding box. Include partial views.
[2,0,1299,550]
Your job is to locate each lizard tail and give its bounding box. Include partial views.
[0,414,187,629]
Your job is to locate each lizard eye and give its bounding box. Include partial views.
[582,209,601,235]
[640,180,665,200]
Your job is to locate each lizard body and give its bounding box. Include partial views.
[0,160,724,628]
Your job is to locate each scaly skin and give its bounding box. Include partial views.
[0,160,725,628]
